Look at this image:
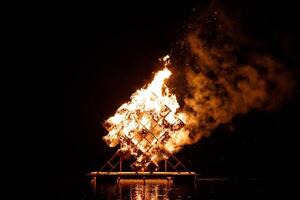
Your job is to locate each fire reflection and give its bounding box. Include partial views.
[118,179,172,200]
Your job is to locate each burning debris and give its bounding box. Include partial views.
[103,56,189,172]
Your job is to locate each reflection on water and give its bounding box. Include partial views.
[120,179,170,200]
[86,177,299,200]
[96,178,195,199]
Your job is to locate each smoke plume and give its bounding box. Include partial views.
[171,8,296,145]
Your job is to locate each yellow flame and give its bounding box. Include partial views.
[103,55,189,171]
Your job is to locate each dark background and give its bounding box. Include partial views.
[20,0,300,199]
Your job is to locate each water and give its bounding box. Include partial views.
[86,177,298,199]
[93,179,193,199]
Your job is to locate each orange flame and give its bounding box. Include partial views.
[103,55,189,171]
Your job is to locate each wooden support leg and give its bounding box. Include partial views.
[90,177,96,196]
[164,159,167,172]
[119,157,122,172]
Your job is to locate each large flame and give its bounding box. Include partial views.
[103,56,189,171]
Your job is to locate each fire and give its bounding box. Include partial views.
[103,55,189,171]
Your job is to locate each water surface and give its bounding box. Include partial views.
[87,177,297,199]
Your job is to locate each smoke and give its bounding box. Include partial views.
[170,7,296,145]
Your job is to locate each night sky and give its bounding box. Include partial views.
[21,1,300,199]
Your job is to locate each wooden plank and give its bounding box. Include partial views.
[88,171,199,177]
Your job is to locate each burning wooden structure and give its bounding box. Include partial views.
[101,103,188,172]
[88,58,198,192]
[88,103,197,175]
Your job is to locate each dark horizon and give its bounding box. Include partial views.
[21,1,300,198]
